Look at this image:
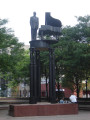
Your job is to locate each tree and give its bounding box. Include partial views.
[40,15,90,97]
[0,19,26,90]
[53,16,90,97]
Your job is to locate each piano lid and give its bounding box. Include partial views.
[38,12,62,38]
[45,12,62,27]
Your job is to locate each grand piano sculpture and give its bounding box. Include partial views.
[39,12,62,40]
[30,12,62,104]
[30,12,62,48]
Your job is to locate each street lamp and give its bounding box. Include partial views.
[86,77,88,98]
[86,77,90,98]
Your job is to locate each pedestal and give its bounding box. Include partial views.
[9,103,78,117]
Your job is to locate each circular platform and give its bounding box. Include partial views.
[30,40,58,50]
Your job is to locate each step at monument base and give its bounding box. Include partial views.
[9,103,78,117]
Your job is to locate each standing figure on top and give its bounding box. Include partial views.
[30,12,39,40]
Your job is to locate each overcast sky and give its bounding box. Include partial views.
[0,0,90,45]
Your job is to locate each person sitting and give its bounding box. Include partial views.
[56,97,59,103]
[59,97,64,104]
[69,93,77,103]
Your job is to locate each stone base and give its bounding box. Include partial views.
[9,103,78,117]
[30,40,58,50]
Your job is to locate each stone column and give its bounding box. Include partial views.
[49,48,56,103]
[36,50,41,101]
[29,48,37,104]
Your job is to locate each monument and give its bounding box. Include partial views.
[29,12,62,104]
[9,12,78,117]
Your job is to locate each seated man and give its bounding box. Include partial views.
[59,97,64,104]
[69,94,77,103]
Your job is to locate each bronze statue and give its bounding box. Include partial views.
[39,12,62,40]
[30,12,39,40]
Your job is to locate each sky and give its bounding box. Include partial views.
[0,0,90,45]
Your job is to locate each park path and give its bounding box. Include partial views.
[0,110,90,120]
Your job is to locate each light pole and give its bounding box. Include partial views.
[86,77,90,98]
[86,77,88,98]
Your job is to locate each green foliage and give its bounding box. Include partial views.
[40,51,49,77]
[54,16,90,93]
[1,15,90,93]
[0,19,30,89]
[14,50,30,80]
[40,15,90,94]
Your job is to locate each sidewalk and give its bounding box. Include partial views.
[0,110,90,120]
